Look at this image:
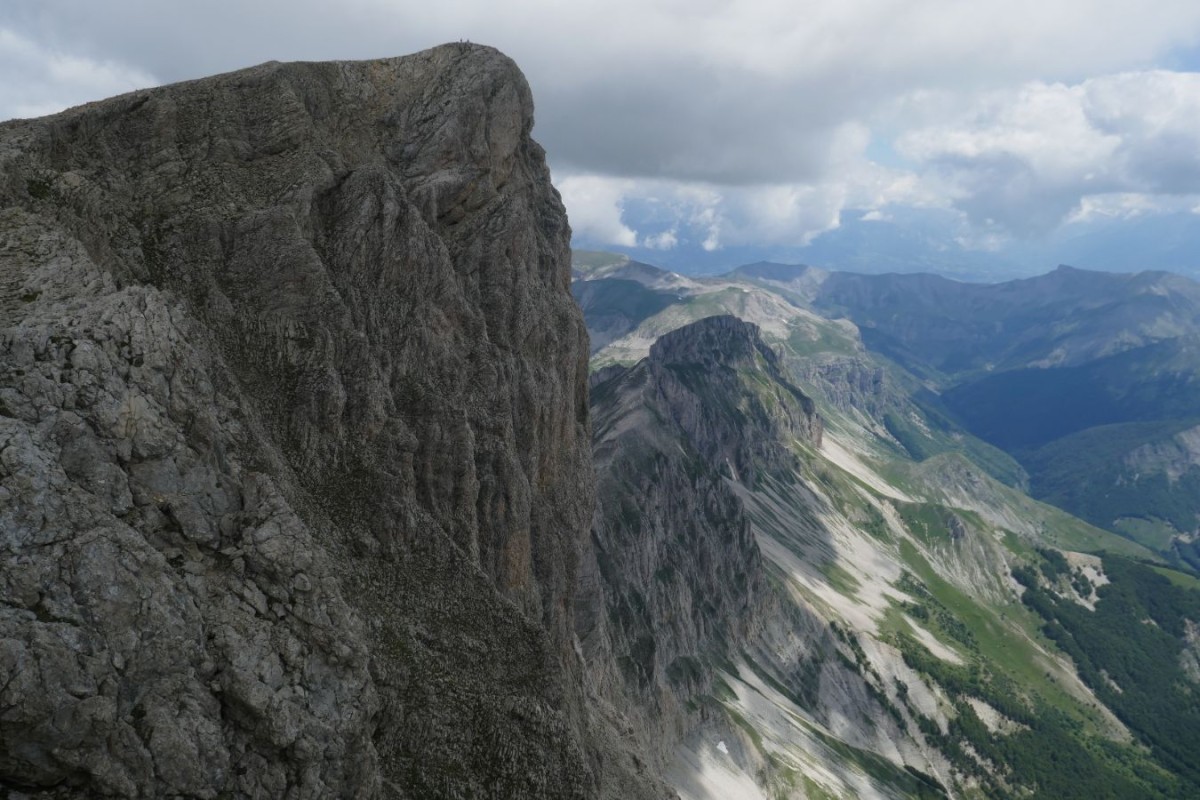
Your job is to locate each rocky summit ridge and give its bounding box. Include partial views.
[0,44,641,799]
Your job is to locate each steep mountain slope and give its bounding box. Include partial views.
[585,317,945,800]
[724,259,1200,563]
[1023,420,1200,568]
[581,316,802,758]
[0,46,658,799]
[575,257,1027,491]
[574,255,1200,798]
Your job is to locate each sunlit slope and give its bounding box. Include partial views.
[726,257,1200,567]
[578,257,1195,798]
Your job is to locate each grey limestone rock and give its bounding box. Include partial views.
[580,316,920,794]
[0,44,621,799]
[579,316,823,775]
[644,315,822,482]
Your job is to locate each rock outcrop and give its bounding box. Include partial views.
[0,44,620,799]
[641,315,821,482]
[578,315,823,775]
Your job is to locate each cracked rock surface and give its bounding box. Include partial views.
[0,44,625,799]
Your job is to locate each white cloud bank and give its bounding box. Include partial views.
[3,0,1200,253]
[898,70,1200,232]
[557,174,639,247]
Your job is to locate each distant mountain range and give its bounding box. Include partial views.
[575,250,1200,570]
[574,249,1200,798]
[572,206,1200,281]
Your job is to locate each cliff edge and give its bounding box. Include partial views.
[0,44,617,798]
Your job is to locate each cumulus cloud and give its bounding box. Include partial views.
[1084,71,1200,193]
[642,229,678,250]
[1066,193,1175,224]
[561,120,935,251]
[897,71,1200,232]
[557,174,639,247]
[562,158,930,252]
[3,1,1200,252]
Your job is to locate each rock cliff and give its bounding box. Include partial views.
[579,316,824,777]
[638,315,821,483]
[0,45,618,798]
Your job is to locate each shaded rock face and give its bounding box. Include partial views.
[0,45,603,798]
[647,315,821,483]
[579,315,822,768]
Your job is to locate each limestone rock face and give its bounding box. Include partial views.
[0,45,604,798]
[579,315,822,770]
[645,315,822,482]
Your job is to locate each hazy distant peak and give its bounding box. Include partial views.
[730,261,814,281]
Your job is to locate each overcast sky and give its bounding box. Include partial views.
[3,0,1200,274]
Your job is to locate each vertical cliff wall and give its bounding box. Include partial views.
[0,45,614,798]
